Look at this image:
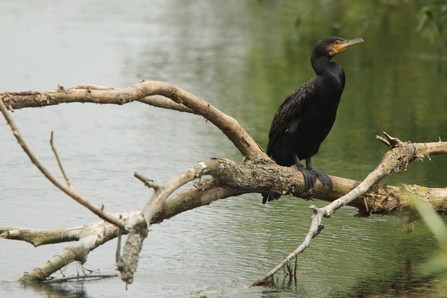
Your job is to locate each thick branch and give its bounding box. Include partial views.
[1,82,266,159]
[118,134,447,285]
[0,226,85,247]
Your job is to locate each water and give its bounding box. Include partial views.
[1,1,447,297]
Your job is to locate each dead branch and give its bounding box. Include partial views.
[0,226,86,247]
[49,131,72,189]
[17,220,120,282]
[134,172,160,191]
[43,274,118,283]
[117,158,230,284]
[1,82,266,160]
[1,81,266,284]
[2,82,447,287]
[0,99,126,229]
[1,211,139,283]
[2,149,447,283]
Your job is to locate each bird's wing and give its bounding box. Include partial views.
[266,79,316,156]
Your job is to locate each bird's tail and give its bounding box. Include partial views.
[262,193,281,204]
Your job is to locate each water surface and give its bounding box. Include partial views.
[1,1,446,297]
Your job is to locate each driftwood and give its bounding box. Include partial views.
[1,82,447,286]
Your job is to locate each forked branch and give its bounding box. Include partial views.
[2,83,447,287]
[0,99,125,229]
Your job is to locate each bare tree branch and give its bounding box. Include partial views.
[1,82,266,159]
[43,274,118,283]
[117,158,230,284]
[2,82,447,287]
[0,99,126,229]
[141,158,224,225]
[19,220,121,282]
[134,172,160,191]
[0,226,85,247]
[252,132,447,285]
[49,131,72,189]
[2,145,447,284]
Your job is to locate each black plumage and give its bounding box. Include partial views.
[263,37,363,204]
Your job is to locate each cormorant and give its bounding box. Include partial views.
[262,37,364,204]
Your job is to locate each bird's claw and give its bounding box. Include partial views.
[311,169,333,189]
[298,168,333,192]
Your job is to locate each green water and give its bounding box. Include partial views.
[0,1,446,297]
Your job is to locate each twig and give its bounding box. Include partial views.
[134,172,160,191]
[0,99,125,229]
[49,131,72,189]
[43,274,118,283]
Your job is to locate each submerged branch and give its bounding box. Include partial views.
[17,220,121,282]
[11,211,139,283]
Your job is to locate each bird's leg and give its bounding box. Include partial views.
[293,154,316,192]
[305,157,333,189]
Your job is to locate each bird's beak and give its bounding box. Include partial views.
[334,38,364,53]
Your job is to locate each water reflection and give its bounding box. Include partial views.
[21,282,90,298]
[0,0,446,297]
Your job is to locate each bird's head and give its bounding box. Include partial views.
[313,37,364,58]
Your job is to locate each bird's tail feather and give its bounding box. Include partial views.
[262,193,281,204]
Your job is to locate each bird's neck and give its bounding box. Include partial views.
[311,55,332,75]
[311,56,345,86]
[311,55,346,94]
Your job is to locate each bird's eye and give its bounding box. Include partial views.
[334,41,339,45]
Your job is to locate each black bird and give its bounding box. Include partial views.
[263,37,364,204]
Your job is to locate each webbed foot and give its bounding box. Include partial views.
[297,166,317,192]
[297,166,333,192]
[309,169,333,189]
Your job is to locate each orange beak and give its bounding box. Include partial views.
[334,38,364,53]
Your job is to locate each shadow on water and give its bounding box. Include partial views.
[1,0,447,297]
